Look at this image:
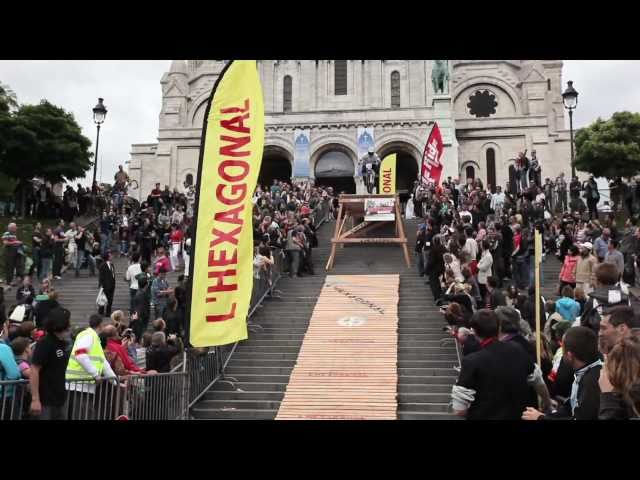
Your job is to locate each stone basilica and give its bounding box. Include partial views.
[129,60,572,199]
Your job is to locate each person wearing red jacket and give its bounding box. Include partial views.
[102,325,149,375]
[154,246,172,275]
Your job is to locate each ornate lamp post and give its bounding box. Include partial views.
[562,81,579,179]
[91,98,107,187]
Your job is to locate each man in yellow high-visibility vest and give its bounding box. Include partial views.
[65,313,117,419]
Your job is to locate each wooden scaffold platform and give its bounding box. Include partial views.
[325,194,410,271]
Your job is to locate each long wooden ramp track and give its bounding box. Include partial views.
[276,275,399,420]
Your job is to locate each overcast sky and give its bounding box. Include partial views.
[0,60,639,187]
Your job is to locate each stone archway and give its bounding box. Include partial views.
[259,145,292,189]
[310,143,357,194]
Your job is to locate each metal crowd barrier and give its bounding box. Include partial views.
[1,372,189,421]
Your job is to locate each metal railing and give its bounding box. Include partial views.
[1,372,189,421]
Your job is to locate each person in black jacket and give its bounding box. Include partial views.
[98,251,116,317]
[485,276,506,309]
[132,276,151,341]
[426,234,446,301]
[451,309,540,420]
[146,331,181,373]
[523,326,602,420]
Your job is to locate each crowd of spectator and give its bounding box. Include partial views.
[405,152,640,420]
[1,167,335,420]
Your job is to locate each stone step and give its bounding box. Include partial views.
[398,411,461,420]
[204,391,285,402]
[196,399,282,410]
[191,408,278,420]
[211,382,288,393]
[398,384,453,394]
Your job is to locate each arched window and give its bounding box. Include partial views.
[391,71,400,108]
[185,173,194,186]
[465,165,475,180]
[283,75,292,113]
[335,60,347,95]
[486,148,496,193]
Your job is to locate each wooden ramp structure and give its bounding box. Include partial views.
[326,194,410,271]
[276,274,399,420]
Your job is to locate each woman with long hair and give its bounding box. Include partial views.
[599,337,640,419]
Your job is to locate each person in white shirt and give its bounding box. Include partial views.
[171,207,184,226]
[125,252,142,313]
[490,186,506,218]
[64,222,78,274]
[462,226,479,261]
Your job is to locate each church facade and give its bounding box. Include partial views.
[129,60,572,200]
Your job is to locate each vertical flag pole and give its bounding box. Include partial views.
[534,229,542,368]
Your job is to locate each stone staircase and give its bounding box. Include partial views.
[192,218,460,420]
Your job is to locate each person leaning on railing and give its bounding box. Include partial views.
[65,314,117,419]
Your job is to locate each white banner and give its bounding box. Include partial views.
[355,127,375,177]
[293,129,311,178]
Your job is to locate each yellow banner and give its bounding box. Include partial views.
[188,60,265,347]
[379,153,396,194]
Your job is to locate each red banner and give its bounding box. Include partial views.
[420,123,445,186]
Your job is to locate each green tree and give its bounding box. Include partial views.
[0,99,93,215]
[0,82,18,115]
[574,111,640,179]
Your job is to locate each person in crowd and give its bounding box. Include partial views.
[485,276,506,310]
[3,222,24,287]
[593,228,611,263]
[33,289,60,329]
[52,220,66,280]
[605,239,625,281]
[154,246,171,275]
[16,275,35,307]
[151,266,171,319]
[522,326,602,420]
[575,242,597,295]
[451,309,545,420]
[65,314,117,419]
[168,224,184,272]
[581,263,629,333]
[29,307,71,419]
[598,305,638,356]
[132,276,151,341]
[145,331,181,373]
[11,336,32,379]
[477,240,493,302]
[162,297,184,337]
[559,244,579,291]
[556,285,581,323]
[98,251,116,317]
[126,253,142,313]
[103,324,147,375]
[598,337,640,420]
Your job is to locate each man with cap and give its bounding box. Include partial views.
[575,241,598,295]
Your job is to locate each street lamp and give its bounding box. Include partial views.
[562,81,578,179]
[91,97,107,187]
